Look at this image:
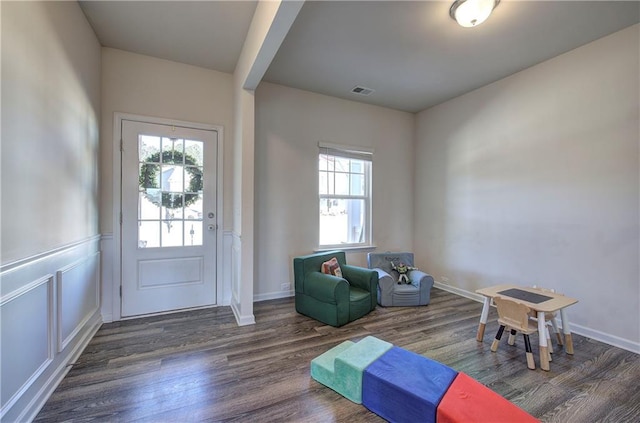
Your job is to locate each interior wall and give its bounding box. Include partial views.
[254,82,415,300]
[1,0,100,264]
[100,48,234,235]
[414,24,639,349]
[0,2,103,421]
[99,48,235,320]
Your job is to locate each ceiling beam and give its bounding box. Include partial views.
[235,0,304,91]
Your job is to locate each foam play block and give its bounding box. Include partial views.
[362,346,458,423]
[333,336,393,403]
[310,340,355,390]
[311,337,393,404]
[437,372,539,423]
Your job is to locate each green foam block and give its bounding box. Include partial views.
[333,336,393,403]
[310,336,394,403]
[311,340,356,389]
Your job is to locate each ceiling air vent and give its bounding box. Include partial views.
[351,85,375,96]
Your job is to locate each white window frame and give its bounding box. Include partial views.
[318,142,373,249]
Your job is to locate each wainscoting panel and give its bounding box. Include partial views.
[100,234,114,323]
[0,276,53,418]
[0,236,102,422]
[231,233,241,306]
[230,232,254,325]
[57,252,100,352]
[220,231,233,306]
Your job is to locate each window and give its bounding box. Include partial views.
[318,143,372,248]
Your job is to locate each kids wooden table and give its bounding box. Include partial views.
[475,284,578,371]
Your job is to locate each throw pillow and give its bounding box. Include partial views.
[321,257,343,278]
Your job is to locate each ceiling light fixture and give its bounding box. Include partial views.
[450,0,500,28]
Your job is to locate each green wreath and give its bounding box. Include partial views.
[139,151,203,209]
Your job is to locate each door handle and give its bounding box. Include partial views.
[208,224,217,231]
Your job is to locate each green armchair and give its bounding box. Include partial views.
[293,251,378,327]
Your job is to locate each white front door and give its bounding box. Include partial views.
[121,120,218,317]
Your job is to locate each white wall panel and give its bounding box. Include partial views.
[230,232,254,325]
[57,253,100,352]
[100,234,114,322]
[221,231,233,305]
[0,238,102,422]
[0,276,53,417]
[231,234,241,306]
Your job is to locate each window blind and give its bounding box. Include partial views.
[318,142,373,162]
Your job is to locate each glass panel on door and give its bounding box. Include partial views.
[138,136,204,248]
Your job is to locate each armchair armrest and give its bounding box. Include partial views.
[375,268,395,298]
[408,270,434,304]
[342,264,378,311]
[408,270,431,287]
[304,271,350,304]
[342,264,377,293]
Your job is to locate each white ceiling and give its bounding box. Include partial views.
[80,1,639,113]
[79,1,258,73]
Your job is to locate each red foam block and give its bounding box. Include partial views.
[437,372,539,423]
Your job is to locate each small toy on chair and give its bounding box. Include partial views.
[391,261,417,284]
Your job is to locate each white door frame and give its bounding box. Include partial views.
[111,112,224,321]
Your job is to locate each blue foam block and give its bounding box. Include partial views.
[362,346,458,423]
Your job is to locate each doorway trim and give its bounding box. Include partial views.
[111,112,225,321]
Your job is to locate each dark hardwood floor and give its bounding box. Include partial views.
[35,289,640,422]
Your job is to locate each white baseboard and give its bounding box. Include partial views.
[254,290,294,302]
[569,322,640,354]
[230,301,255,326]
[434,281,484,302]
[19,314,102,422]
